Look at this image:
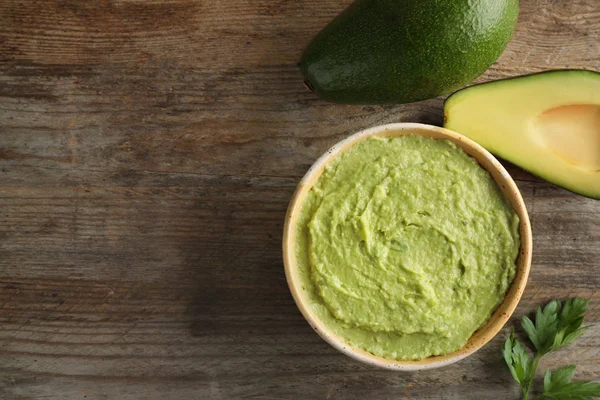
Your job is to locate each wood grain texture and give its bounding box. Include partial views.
[0,0,599,398]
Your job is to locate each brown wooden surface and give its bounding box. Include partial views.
[0,0,599,399]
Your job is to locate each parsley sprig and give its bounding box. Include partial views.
[503,298,600,400]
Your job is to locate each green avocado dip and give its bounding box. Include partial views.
[295,135,520,360]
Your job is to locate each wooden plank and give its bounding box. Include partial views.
[0,0,599,398]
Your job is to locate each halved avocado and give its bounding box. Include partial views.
[444,70,600,199]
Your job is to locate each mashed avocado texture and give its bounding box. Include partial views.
[296,135,520,360]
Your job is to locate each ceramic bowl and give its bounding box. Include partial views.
[282,122,532,370]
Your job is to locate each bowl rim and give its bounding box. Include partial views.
[282,122,532,371]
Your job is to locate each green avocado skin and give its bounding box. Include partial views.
[299,0,519,104]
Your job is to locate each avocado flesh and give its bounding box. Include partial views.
[299,0,518,104]
[444,70,600,199]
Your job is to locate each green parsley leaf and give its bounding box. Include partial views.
[544,365,576,392]
[504,298,595,400]
[521,299,589,355]
[542,365,600,400]
[503,331,536,394]
[522,300,559,354]
[552,298,590,351]
[559,298,589,328]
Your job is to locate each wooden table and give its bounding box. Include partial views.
[0,0,598,398]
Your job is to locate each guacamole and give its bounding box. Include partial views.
[296,135,520,360]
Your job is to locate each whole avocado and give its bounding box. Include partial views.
[299,0,519,104]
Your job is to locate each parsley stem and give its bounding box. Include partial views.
[523,354,542,400]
